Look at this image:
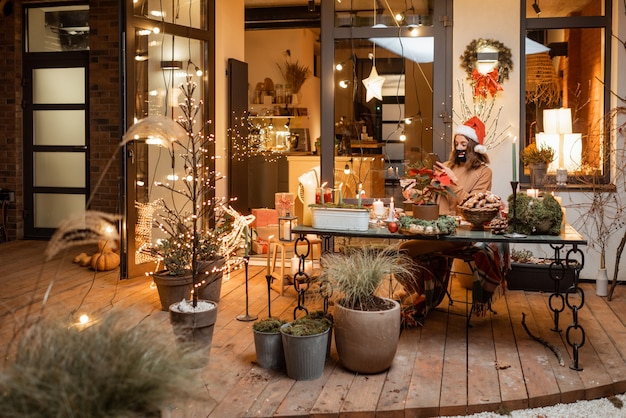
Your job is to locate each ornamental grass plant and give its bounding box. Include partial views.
[0,311,203,418]
[318,245,414,311]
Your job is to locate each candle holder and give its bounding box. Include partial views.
[236,256,258,322]
[504,181,527,238]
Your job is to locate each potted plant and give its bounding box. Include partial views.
[317,245,413,374]
[252,317,287,370]
[521,142,556,188]
[0,311,203,416]
[507,249,576,293]
[401,160,454,220]
[127,75,247,355]
[507,193,562,235]
[280,313,332,380]
[276,50,310,99]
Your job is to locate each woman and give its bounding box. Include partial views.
[399,116,504,326]
[436,116,492,215]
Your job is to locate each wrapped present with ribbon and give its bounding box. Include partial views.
[275,192,295,217]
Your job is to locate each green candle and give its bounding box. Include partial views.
[512,136,518,182]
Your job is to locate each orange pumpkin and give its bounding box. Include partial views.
[90,251,120,271]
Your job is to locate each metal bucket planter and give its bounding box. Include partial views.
[280,323,330,381]
[253,330,285,369]
[169,299,218,356]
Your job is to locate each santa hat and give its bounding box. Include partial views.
[455,116,487,154]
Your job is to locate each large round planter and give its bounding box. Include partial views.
[169,299,218,353]
[280,324,330,381]
[253,330,285,369]
[333,297,401,374]
[412,204,439,221]
[153,260,224,311]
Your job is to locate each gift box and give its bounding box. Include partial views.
[254,225,279,242]
[251,208,278,228]
[252,240,268,255]
[275,193,295,217]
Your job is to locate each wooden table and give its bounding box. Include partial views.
[291,223,588,370]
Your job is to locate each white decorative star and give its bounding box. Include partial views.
[362,65,385,102]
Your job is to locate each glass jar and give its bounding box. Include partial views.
[275,84,285,104]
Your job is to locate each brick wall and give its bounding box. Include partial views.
[0,3,22,240]
[0,1,122,240]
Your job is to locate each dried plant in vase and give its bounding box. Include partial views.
[276,50,310,94]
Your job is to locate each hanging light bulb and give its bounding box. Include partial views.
[344,163,350,174]
[399,131,407,141]
[284,118,291,129]
[395,12,404,22]
[335,62,343,71]
[405,117,412,125]
[339,80,350,89]
[268,119,273,130]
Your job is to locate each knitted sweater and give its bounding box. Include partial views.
[438,162,492,216]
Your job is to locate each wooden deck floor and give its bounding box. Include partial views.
[2,240,626,417]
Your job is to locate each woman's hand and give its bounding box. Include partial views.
[434,161,458,183]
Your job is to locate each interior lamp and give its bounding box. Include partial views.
[535,108,582,175]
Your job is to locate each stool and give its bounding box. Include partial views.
[267,237,322,296]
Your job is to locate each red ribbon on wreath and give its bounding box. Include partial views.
[471,68,503,98]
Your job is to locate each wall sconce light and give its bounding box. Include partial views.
[532,0,541,15]
[160,60,183,70]
[187,60,203,76]
[344,157,353,174]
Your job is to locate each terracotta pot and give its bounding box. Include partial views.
[153,258,224,311]
[412,203,439,221]
[333,297,401,374]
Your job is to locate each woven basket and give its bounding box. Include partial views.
[457,206,499,230]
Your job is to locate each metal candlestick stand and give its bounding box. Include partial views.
[504,181,527,238]
[236,255,258,322]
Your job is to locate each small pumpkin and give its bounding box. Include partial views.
[73,252,88,264]
[78,253,93,267]
[90,251,120,271]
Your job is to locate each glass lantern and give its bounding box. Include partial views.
[278,212,298,242]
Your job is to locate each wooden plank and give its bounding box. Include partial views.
[466,310,501,414]
[583,284,626,395]
[525,291,586,404]
[506,291,562,408]
[376,327,422,418]
[403,308,449,417]
[491,292,530,411]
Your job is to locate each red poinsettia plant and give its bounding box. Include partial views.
[401,160,455,205]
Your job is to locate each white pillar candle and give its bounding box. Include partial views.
[526,189,539,198]
[282,220,292,240]
[290,255,299,277]
[387,197,395,221]
[373,199,385,216]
